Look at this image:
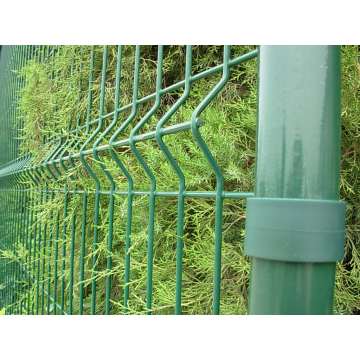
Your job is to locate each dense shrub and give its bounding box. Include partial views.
[10,45,360,314]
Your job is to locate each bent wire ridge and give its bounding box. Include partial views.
[0,45,257,315]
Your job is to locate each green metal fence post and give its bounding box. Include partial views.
[245,45,345,314]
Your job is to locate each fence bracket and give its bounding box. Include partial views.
[245,197,346,263]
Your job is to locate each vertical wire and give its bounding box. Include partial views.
[90,46,108,314]
[53,210,60,314]
[60,187,68,314]
[68,209,76,314]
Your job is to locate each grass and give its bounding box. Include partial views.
[1,45,359,314]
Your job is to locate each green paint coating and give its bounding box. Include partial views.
[0,45,345,316]
[247,45,343,315]
[245,198,345,262]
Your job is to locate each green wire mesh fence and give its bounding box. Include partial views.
[0,45,258,315]
[0,45,345,315]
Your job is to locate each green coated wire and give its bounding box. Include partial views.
[78,46,96,314]
[35,190,44,314]
[190,46,230,314]
[92,46,122,315]
[78,191,88,315]
[68,211,76,315]
[0,45,258,316]
[155,46,192,314]
[46,192,55,314]
[60,186,68,314]
[40,188,49,315]
[108,46,141,312]
[129,46,163,314]
[53,210,60,315]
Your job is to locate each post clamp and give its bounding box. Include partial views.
[244,197,346,262]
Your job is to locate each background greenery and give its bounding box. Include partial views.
[5,45,360,314]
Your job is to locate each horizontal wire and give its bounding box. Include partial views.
[0,48,258,177]
[46,49,259,141]
[0,188,254,199]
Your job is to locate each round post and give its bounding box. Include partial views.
[245,46,345,314]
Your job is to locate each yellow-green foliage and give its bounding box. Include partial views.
[335,45,360,314]
[11,45,360,314]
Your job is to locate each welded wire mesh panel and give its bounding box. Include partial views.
[0,45,258,315]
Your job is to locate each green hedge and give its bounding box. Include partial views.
[12,45,360,314]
